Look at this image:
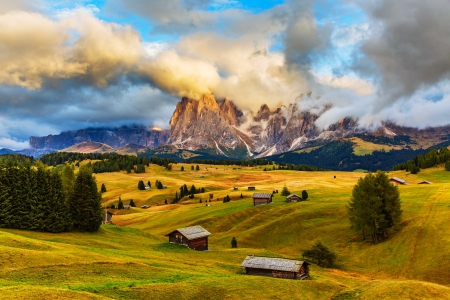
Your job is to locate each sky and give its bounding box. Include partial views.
[1,0,450,149]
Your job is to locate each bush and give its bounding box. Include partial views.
[281,185,291,196]
[302,241,336,268]
[138,180,145,190]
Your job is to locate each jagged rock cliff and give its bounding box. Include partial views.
[167,95,362,157]
[30,127,169,150]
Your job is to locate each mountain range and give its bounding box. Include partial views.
[10,95,450,160]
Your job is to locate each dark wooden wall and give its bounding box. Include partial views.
[168,232,189,246]
[189,237,208,251]
[245,268,296,279]
[253,197,271,206]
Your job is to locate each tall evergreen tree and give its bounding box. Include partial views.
[100,183,107,193]
[118,197,124,209]
[129,199,136,207]
[138,180,145,190]
[69,166,102,232]
[348,171,401,243]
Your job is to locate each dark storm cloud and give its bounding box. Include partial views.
[355,0,450,109]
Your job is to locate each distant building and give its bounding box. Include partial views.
[123,205,131,210]
[166,225,211,251]
[286,194,301,202]
[141,205,149,209]
[144,185,150,190]
[418,180,432,184]
[390,177,408,185]
[241,255,310,280]
[102,211,114,224]
[248,186,256,190]
[252,193,272,206]
[234,187,239,190]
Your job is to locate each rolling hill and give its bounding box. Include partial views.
[2,162,450,299]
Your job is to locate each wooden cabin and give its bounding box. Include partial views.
[418,180,432,184]
[248,186,256,190]
[286,194,301,202]
[241,256,310,280]
[102,211,114,224]
[390,177,408,185]
[166,225,211,251]
[252,193,272,206]
[233,187,239,190]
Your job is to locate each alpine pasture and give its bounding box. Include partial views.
[2,163,450,299]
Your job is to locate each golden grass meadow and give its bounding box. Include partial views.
[2,163,450,299]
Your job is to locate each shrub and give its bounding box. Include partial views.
[302,241,336,268]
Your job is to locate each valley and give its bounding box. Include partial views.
[2,163,450,299]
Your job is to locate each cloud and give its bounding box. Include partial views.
[355,0,450,108]
[0,9,143,89]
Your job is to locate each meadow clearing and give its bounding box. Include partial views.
[1,163,450,299]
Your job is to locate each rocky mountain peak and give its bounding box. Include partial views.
[219,97,244,126]
[255,104,271,121]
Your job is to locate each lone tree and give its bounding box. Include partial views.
[69,166,102,232]
[302,190,308,200]
[302,241,336,268]
[231,237,237,248]
[100,183,107,193]
[138,180,145,190]
[196,165,200,171]
[129,199,136,207]
[347,171,402,244]
[281,185,291,196]
[181,166,184,171]
[118,197,124,209]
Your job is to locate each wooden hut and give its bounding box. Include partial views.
[241,256,310,280]
[418,180,432,184]
[248,186,256,190]
[166,225,211,251]
[286,194,301,202]
[390,177,408,185]
[102,211,114,224]
[252,193,272,206]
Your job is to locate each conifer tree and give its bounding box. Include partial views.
[100,183,107,193]
[196,165,200,171]
[62,163,75,201]
[147,181,151,187]
[191,165,194,171]
[302,190,308,200]
[69,166,102,232]
[129,199,136,207]
[231,237,237,248]
[181,166,184,171]
[118,197,124,209]
[138,180,145,190]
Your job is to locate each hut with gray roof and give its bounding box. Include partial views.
[241,256,310,280]
[166,225,211,251]
[252,193,273,206]
[390,177,408,185]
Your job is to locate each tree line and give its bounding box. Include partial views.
[392,146,450,173]
[173,184,205,203]
[0,161,102,233]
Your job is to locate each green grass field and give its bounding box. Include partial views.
[2,164,450,299]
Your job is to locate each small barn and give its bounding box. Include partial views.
[123,205,131,210]
[390,177,408,185]
[248,186,256,190]
[418,180,432,184]
[252,193,273,206]
[234,187,239,190]
[286,194,301,202]
[102,211,114,224]
[241,256,310,280]
[166,225,211,251]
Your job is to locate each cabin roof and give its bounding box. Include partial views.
[241,256,308,272]
[166,225,211,240]
[418,180,432,184]
[390,177,408,185]
[252,193,272,199]
[287,193,300,198]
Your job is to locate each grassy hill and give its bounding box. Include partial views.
[2,163,450,299]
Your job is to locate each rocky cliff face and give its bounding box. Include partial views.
[30,127,169,150]
[167,95,364,157]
